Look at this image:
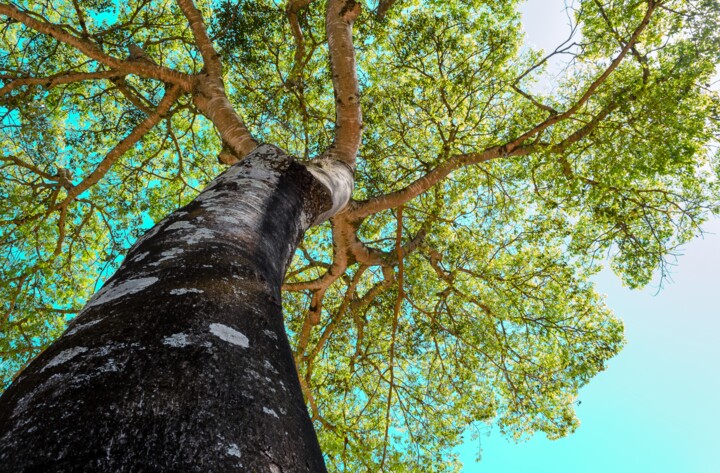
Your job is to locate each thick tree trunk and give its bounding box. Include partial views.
[0,145,344,472]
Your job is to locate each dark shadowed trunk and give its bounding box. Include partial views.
[0,145,349,472]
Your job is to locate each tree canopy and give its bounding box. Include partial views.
[1,0,719,470]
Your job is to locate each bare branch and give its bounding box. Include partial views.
[71,0,89,37]
[175,0,223,77]
[514,26,580,84]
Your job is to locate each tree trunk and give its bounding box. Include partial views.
[0,144,340,472]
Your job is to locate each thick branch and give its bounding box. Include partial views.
[176,0,223,77]
[348,147,504,219]
[0,70,121,97]
[193,75,258,158]
[0,3,193,90]
[322,0,363,167]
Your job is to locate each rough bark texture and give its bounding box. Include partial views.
[0,145,336,472]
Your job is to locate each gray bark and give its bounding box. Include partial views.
[0,144,350,472]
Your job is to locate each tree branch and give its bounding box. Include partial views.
[348,1,659,220]
[0,70,121,97]
[511,0,657,145]
[376,0,398,19]
[60,85,182,207]
[511,84,558,115]
[286,0,314,81]
[111,77,154,115]
[192,75,259,159]
[175,0,223,77]
[322,0,363,167]
[71,0,89,37]
[0,3,194,90]
[347,147,504,219]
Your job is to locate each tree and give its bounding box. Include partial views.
[0,0,718,470]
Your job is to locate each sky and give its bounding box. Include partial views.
[458,2,720,472]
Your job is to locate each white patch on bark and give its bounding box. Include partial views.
[97,358,120,373]
[195,189,226,202]
[131,251,149,262]
[263,407,279,418]
[87,277,159,307]
[305,159,354,225]
[245,161,278,183]
[150,247,184,266]
[217,164,247,181]
[263,360,278,373]
[65,318,102,337]
[217,215,241,225]
[227,444,241,458]
[169,288,204,295]
[209,323,249,348]
[299,210,311,230]
[42,347,88,371]
[166,221,195,231]
[263,329,278,340]
[186,228,216,245]
[162,333,191,347]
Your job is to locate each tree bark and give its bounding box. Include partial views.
[0,145,344,472]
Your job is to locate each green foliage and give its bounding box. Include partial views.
[1,0,719,471]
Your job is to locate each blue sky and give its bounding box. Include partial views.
[458,216,720,472]
[458,2,720,471]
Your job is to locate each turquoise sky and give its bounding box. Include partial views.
[459,2,720,471]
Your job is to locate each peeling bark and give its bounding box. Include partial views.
[0,145,349,472]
